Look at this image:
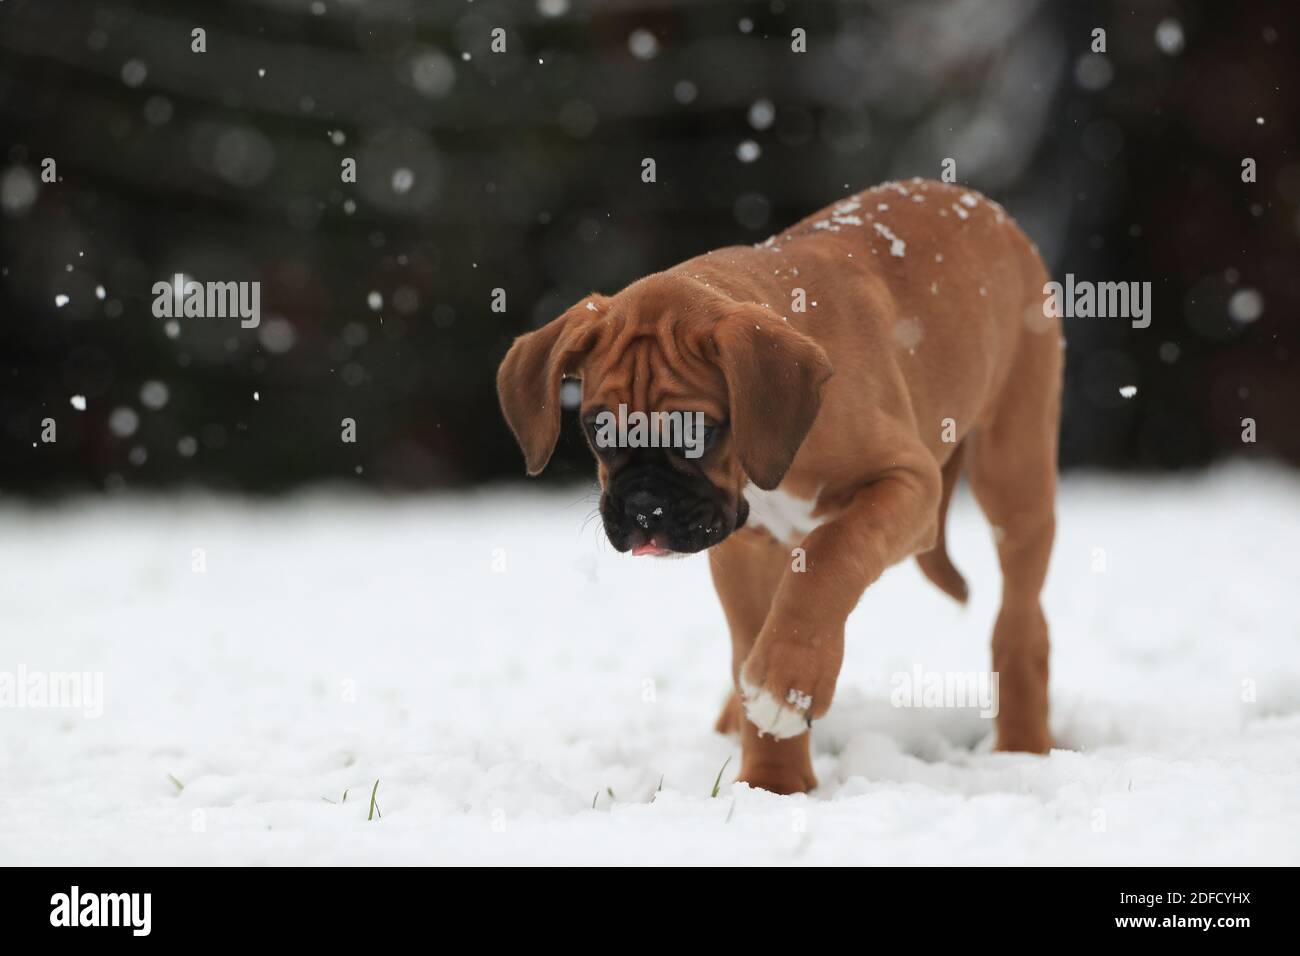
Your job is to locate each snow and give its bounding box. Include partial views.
[2,465,1298,865]
[747,100,775,131]
[872,222,906,257]
[1155,19,1185,56]
[390,168,415,195]
[139,380,169,410]
[1228,288,1263,323]
[627,29,658,60]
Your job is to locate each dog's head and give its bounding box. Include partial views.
[496,273,833,556]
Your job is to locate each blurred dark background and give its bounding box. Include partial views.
[1,0,1296,494]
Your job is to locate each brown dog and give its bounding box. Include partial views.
[497,179,1061,795]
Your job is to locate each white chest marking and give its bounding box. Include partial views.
[743,484,826,545]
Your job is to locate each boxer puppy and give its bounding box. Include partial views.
[497,180,1061,795]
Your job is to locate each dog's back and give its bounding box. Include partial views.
[670,178,1060,478]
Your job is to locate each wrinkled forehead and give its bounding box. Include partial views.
[578,310,727,419]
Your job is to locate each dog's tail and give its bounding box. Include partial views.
[915,440,969,604]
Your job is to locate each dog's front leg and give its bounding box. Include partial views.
[709,532,818,795]
[739,461,943,753]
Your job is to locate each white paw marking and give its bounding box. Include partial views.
[743,484,825,545]
[740,674,811,739]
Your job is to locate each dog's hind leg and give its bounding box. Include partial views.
[713,690,742,735]
[708,532,817,794]
[968,323,1062,754]
[915,440,969,603]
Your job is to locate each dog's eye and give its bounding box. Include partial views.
[583,418,617,458]
[671,423,720,459]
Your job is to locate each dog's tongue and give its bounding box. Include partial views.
[632,541,670,557]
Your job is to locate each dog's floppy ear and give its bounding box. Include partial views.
[711,305,834,490]
[496,299,604,475]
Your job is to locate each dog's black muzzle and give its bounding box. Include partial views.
[601,453,748,555]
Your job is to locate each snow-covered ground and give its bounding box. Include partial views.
[2,465,1298,865]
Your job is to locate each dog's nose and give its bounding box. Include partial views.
[623,490,667,528]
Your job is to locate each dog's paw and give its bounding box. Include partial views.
[739,641,837,739]
[739,672,813,740]
[738,761,818,795]
[995,726,1053,755]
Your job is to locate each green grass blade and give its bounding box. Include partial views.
[710,756,732,798]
